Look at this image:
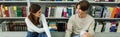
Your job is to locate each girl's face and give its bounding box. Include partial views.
[33,9,42,18]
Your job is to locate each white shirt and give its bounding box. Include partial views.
[25,14,51,37]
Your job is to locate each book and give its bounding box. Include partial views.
[9,6,17,17]
[2,21,10,31]
[102,7,110,18]
[54,7,64,18]
[110,22,117,32]
[93,6,103,18]
[104,22,111,32]
[111,7,117,18]
[0,5,2,17]
[0,21,27,31]
[95,22,103,32]
[63,7,68,18]
[22,6,27,17]
[87,0,95,2]
[45,7,49,17]
[56,0,62,1]
[105,0,109,2]
[102,7,107,18]
[0,5,27,17]
[90,6,120,18]
[73,0,79,1]
[91,6,96,17]
[117,21,120,32]
[45,6,74,18]
[16,6,22,17]
[50,7,55,17]
[4,6,10,17]
[1,6,4,17]
[48,7,51,17]
[0,24,2,32]
[95,0,115,2]
[67,7,74,18]
[48,22,57,32]
[114,7,120,18]
[57,22,66,32]
[67,0,73,1]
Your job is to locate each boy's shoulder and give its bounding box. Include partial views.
[69,14,77,19]
[87,14,95,21]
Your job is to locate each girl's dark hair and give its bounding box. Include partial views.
[76,0,90,11]
[28,4,41,25]
[29,4,41,13]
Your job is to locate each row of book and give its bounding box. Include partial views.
[1,20,120,32]
[45,6,74,18]
[95,21,120,32]
[48,20,120,32]
[0,5,27,17]
[0,20,67,32]
[30,0,120,2]
[91,6,120,18]
[44,6,120,18]
[0,21,27,31]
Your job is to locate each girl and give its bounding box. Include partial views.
[25,4,55,37]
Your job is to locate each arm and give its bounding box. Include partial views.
[88,19,95,37]
[25,18,45,33]
[41,14,51,37]
[65,16,74,37]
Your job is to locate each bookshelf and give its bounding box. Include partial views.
[0,0,120,30]
[0,17,25,20]
[29,0,120,34]
[0,0,28,32]
[0,0,120,37]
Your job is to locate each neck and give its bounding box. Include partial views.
[79,12,87,18]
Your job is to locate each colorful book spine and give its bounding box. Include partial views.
[67,7,72,18]
[4,6,10,17]
[22,6,27,17]
[16,6,22,17]
[63,7,68,18]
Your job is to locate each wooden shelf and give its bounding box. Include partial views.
[95,18,120,20]
[30,1,120,4]
[0,17,25,20]
[46,17,69,20]
[30,1,78,3]
[0,1,27,3]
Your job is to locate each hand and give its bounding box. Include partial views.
[81,32,90,37]
[50,25,57,30]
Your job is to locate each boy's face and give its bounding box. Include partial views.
[76,5,86,17]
